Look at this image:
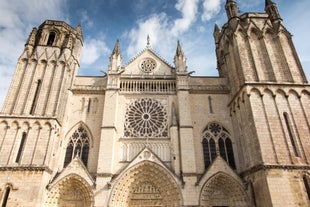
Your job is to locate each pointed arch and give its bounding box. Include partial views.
[202,122,236,170]
[46,174,94,207]
[46,29,60,46]
[109,161,182,207]
[200,172,250,207]
[64,122,92,168]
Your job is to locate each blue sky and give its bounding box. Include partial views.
[0,0,310,108]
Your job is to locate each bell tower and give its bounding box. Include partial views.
[215,1,310,206]
[1,20,83,122]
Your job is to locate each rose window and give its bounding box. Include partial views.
[124,98,168,138]
[140,58,157,73]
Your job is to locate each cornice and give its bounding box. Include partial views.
[0,166,53,174]
[240,164,310,177]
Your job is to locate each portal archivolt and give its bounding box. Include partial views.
[200,172,250,207]
[45,174,93,207]
[110,161,182,207]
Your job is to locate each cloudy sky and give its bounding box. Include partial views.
[0,0,309,108]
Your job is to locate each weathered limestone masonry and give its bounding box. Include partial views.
[0,0,309,206]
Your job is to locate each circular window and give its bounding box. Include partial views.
[124,98,168,138]
[140,58,157,73]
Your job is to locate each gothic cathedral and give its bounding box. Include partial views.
[0,1,309,206]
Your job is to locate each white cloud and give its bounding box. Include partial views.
[80,10,94,28]
[202,0,223,21]
[81,37,110,65]
[171,0,199,36]
[126,13,171,57]
[126,0,200,60]
[0,0,68,109]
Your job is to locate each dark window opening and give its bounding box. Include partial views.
[1,186,11,207]
[15,132,27,163]
[219,138,227,161]
[226,138,236,169]
[283,112,299,157]
[208,96,214,113]
[87,98,91,113]
[203,138,211,169]
[303,176,310,200]
[64,143,73,168]
[47,32,56,46]
[30,79,42,115]
[210,138,217,161]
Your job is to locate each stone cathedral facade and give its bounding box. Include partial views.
[0,0,309,206]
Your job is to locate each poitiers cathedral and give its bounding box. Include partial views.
[0,0,309,206]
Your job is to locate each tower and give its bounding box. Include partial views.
[215,0,310,206]
[2,20,83,121]
[0,20,83,206]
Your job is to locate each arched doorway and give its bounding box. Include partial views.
[109,161,182,207]
[46,175,93,207]
[200,173,250,207]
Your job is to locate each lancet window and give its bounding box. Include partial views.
[283,112,299,157]
[202,122,236,169]
[64,126,90,167]
[1,185,11,207]
[303,175,310,200]
[15,132,27,163]
[47,32,56,46]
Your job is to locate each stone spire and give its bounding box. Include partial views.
[225,0,238,20]
[76,24,83,40]
[109,39,122,72]
[213,24,221,44]
[26,27,37,46]
[265,0,282,22]
[174,40,187,73]
[112,39,121,56]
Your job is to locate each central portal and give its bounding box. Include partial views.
[110,161,181,207]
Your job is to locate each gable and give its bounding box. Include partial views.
[123,49,175,76]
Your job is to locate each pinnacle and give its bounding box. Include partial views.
[214,24,220,32]
[265,0,275,6]
[112,39,121,56]
[176,40,184,57]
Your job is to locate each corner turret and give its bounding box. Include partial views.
[225,0,238,20]
[265,0,282,23]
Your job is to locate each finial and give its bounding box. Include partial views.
[265,0,274,6]
[214,24,220,32]
[112,39,120,56]
[176,40,184,57]
[146,35,151,49]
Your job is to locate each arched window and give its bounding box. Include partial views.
[15,132,27,163]
[30,79,42,115]
[64,126,90,167]
[283,112,299,157]
[202,122,236,170]
[225,138,236,169]
[47,32,56,46]
[202,138,211,169]
[303,176,310,200]
[1,185,11,207]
